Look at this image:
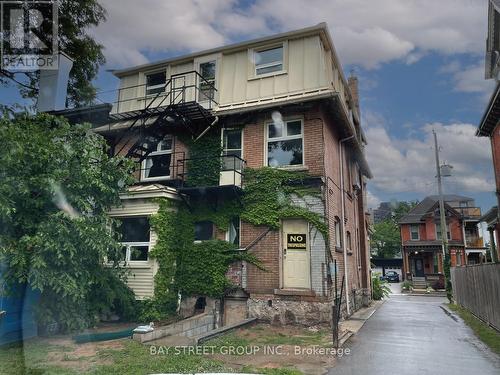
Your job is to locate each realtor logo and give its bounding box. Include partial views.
[1,1,58,70]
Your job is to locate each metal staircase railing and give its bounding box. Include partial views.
[110,71,218,163]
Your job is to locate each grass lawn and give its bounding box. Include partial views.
[0,323,333,374]
[447,303,500,355]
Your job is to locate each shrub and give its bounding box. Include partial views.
[372,274,391,300]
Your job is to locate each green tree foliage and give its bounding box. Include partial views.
[372,200,418,258]
[3,0,107,107]
[0,113,137,332]
[371,220,401,258]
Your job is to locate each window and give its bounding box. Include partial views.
[335,218,342,249]
[119,217,150,262]
[433,253,439,273]
[142,137,173,180]
[199,61,216,101]
[254,45,283,76]
[194,221,213,241]
[146,71,166,96]
[267,119,303,167]
[436,223,451,240]
[226,217,240,247]
[346,231,352,253]
[222,128,243,170]
[410,225,419,240]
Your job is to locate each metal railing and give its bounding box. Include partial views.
[176,155,246,189]
[96,70,219,115]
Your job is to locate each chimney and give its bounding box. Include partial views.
[347,73,359,113]
[37,52,73,112]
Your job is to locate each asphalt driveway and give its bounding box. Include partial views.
[329,292,500,375]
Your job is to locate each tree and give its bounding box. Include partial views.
[0,113,136,332]
[371,200,418,258]
[371,220,401,258]
[2,0,107,107]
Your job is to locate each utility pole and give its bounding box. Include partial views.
[433,130,452,299]
[433,130,448,260]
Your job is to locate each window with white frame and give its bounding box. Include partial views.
[267,119,303,167]
[226,217,240,247]
[145,71,166,96]
[436,222,451,240]
[119,217,150,262]
[254,45,283,76]
[410,224,419,240]
[142,137,173,181]
[222,128,243,171]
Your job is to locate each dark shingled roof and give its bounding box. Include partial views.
[398,196,466,224]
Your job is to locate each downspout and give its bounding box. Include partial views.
[194,116,219,142]
[340,135,355,316]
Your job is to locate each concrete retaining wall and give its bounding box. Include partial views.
[133,313,215,343]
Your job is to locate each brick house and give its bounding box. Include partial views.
[56,23,372,325]
[399,195,486,288]
[477,0,500,263]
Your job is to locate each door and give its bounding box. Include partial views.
[282,219,311,289]
[195,54,219,108]
[414,258,425,277]
[220,128,243,186]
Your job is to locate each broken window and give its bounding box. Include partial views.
[142,137,173,180]
[267,119,303,167]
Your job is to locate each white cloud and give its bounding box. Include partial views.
[93,0,488,69]
[364,119,495,196]
[367,190,381,209]
[452,63,495,96]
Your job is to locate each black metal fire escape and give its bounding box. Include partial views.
[109,71,218,163]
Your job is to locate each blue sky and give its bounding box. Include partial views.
[1,0,496,213]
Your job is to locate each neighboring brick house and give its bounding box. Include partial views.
[477,0,500,263]
[399,195,486,288]
[56,23,372,325]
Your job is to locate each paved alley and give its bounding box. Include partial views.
[329,290,500,375]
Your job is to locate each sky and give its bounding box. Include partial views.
[1,0,497,213]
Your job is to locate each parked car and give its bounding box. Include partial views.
[385,271,400,283]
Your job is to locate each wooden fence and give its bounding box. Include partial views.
[450,263,500,331]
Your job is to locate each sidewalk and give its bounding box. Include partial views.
[338,300,385,346]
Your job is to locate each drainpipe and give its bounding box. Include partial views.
[194,116,219,142]
[340,135,355,316]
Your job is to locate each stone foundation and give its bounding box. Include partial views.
[248,297,332,326]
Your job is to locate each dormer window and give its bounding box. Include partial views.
[255,45,284,76]
[146,71,166,96]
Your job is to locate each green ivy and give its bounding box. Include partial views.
[242,167,328,239]
[183,133,222,187]
[147,166,328,321]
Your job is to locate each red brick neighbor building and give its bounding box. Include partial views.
[399,195,486,288]
[56,24,372,325]
[476,0,500,263]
